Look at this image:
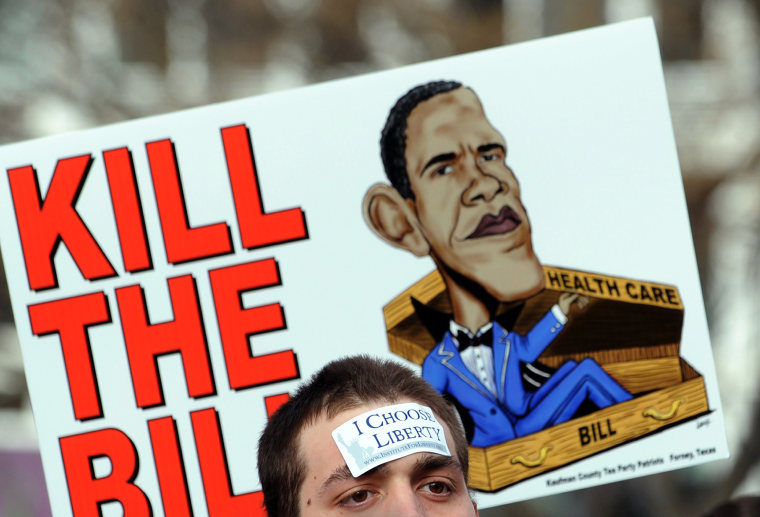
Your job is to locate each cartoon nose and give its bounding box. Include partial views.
[462,159,504,205]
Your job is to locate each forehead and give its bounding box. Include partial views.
[408,88,484,130]
[298,401,393,474]
[404,88,504,163]
[297,399,456,480]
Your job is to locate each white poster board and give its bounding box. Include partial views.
[0,19,727,515]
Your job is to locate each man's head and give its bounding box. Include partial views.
[258,355,475,517]
[365,81,544,303]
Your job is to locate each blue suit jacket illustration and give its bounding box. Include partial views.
[421,310,564,448]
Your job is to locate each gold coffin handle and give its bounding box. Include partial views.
[511,446,552,468]
[643,398,684,421]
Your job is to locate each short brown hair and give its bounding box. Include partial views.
[257,355,470,517]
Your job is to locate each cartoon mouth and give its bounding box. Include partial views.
[467,205,522,239]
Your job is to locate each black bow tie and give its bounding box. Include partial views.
[456,328,493,352]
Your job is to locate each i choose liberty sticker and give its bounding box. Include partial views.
[332,402,451,477]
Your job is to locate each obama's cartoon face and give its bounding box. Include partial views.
[365,87,544,304]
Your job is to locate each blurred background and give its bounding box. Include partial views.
[0,0,758,515]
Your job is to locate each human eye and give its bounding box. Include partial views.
[338,488,376,508]
[421,480,453,496]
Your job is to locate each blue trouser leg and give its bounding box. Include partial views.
[515,358,632,436]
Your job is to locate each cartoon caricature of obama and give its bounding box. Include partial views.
[363,80,632,448]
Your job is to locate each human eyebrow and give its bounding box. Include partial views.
[412,454,462,478]
[421,152,457,175]
[477,143,505,155]
[318,465,354,495]
[318,464,389,495]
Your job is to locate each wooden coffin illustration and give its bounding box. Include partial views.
[382,265,709,491]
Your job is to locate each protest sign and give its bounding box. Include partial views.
[0,18,727,515]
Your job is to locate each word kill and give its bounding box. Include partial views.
[6,124,308,517]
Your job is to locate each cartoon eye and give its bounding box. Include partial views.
[434,164,455,176]
[481,152,500,162]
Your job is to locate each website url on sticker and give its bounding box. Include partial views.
[363,441,448,466]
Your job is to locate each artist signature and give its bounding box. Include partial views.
[697,417,711,430]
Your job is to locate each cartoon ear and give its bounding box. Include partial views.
[363,183,430,257]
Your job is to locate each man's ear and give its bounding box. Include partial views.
[363,183,430,257]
